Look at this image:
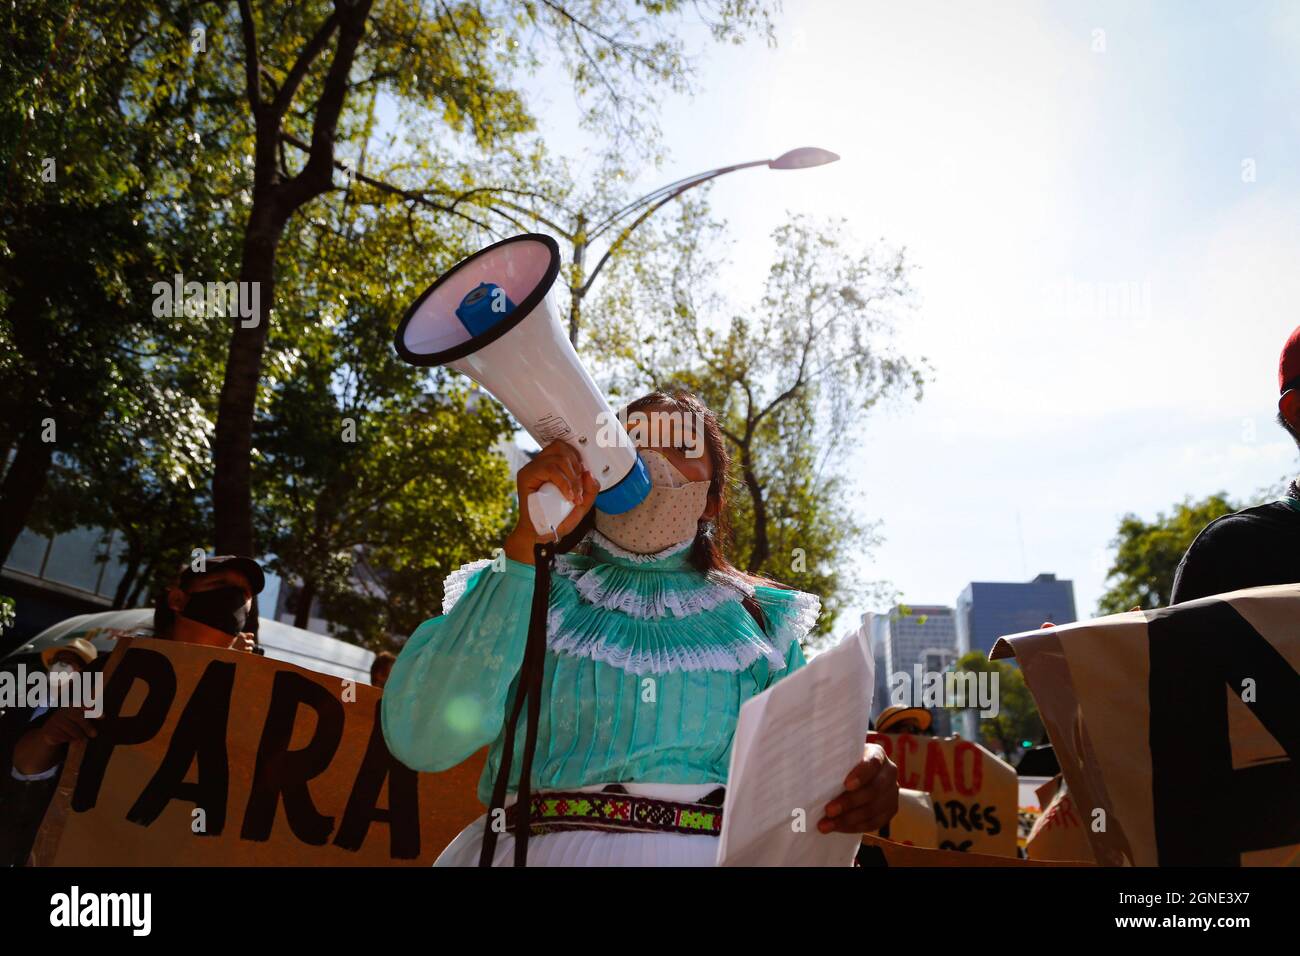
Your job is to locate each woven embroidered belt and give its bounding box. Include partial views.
[504,789,724,838]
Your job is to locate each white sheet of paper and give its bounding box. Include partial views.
[716,627,875,866]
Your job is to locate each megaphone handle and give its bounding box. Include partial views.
[527,482,575,540]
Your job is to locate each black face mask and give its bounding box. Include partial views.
[181,587,249,636]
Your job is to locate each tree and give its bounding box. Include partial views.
[0,0,243,567]
[3,0,776,635]
[212,0,777,560]
[593,209,928,633]
[241,86,530,643]
[948,651,1043,756]
[302,394,517,645]
[1096,493,1238,614]
[0,199,156,564]
[36,374,217,609]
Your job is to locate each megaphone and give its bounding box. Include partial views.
[394,234,650,537]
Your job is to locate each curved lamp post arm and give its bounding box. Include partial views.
[586,159,770,242]
[565,146,838,344]
[580,175,729,296]
[585,147,838,243]
[580,196,675,297]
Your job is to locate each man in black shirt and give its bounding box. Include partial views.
[1170,326,1300,603]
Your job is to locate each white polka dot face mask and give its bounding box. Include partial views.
[593,449,711,555]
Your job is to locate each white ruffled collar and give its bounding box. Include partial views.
[583,529,694,564]
[439,545,822,676]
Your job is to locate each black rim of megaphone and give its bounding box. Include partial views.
[393,233,562,367]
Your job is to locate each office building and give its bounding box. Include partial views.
[955,573,1077,657]
[862,605,958,735]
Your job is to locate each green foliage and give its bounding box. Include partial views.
[1096,493,1238,614]
[210,0,779,638]
[1,0,246,594]
[1,0,781,647]
[949,651,1043,755]
[254,374,515,646]
[720,387,883,637]
[252,279,517,645]
[39,373,218,608]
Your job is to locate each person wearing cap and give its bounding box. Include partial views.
[1170,327,1300,604]
[11,554,265,780]
[152,554,266,652]
[0,555,265,864]
[875,705,934,737]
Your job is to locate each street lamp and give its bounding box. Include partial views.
[563,146,839,345]
[770,146,841,170]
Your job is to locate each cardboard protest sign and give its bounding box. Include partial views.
[1025,776,1095,863]
[867,732,1018,857]
[877,787,938,848]
[857,833,1090,867]
[32,637,485,866]
[992,583,1300,867]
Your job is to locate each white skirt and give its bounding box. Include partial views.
[434,783,722,867]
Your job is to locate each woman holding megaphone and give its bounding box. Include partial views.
[382,389,897,866]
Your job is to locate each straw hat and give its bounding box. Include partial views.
[40,637,98,670]
[875,704,932,734]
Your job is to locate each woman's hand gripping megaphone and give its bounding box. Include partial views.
[503,440,601,562]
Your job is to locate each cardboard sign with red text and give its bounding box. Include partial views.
[992,584,1300,867]
[1025,776,1096,863]
[33,637,485,866]
[868,732,1018,857]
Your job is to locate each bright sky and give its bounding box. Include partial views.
[506,0,1300,630]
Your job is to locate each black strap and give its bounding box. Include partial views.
[741,594,769,635]
[478,540,554,867]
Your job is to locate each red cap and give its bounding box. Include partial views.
[1281,326,1300,394]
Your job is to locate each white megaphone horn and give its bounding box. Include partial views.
[393,234,650,537]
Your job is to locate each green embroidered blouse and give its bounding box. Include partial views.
[381,532,819,804]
